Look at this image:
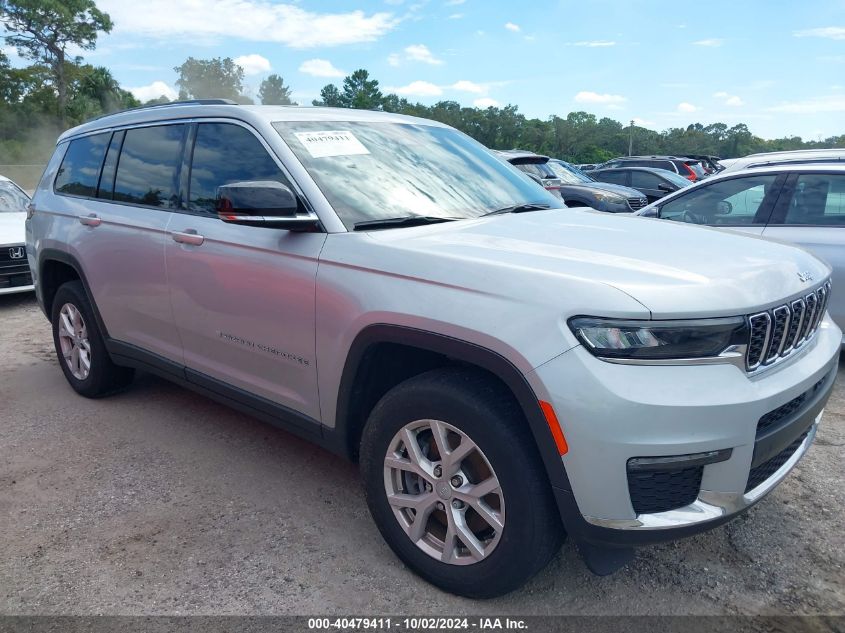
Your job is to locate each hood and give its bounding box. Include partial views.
[0,212,25,245]
[364,209,831,319]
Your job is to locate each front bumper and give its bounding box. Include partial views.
[528,316,841,548]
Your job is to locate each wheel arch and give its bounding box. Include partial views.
[38,249,110,339]
[331,324,572,494]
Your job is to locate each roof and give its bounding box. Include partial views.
[707,163,845,178]
[57,102,448,144]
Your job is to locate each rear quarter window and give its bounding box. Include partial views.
[54,133,110,197]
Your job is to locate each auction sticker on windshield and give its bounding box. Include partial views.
[294,130,370,158]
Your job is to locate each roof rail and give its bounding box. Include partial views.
[86,99,239,123]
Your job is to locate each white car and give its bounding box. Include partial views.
[0,175,34,295]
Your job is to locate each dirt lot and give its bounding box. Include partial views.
[0,291,843,616]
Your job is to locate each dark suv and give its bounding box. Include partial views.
[601,156,705,182]
[498,151,647,212]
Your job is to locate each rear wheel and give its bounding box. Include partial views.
[359,367,564,598]
[51,280,134,398]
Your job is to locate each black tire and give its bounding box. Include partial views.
[51,280,134,398]
[359,367,564,598]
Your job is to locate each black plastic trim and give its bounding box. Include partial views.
[106,340,325,445]
[751,369,835,469]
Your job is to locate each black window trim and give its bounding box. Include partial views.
[655,172,789,227]
[766,170,845,228]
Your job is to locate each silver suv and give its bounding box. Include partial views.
[26,102,842,597]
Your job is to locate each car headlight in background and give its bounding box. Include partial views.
[568,316,748,361]
[592,191,627,204]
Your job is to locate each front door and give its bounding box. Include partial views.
[165,121,326,420]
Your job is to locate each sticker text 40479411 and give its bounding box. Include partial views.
[293,130,370,159]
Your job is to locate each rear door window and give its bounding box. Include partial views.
[113,124,187,208]
[54,132,110,197]
[776,174,845,226]
[630,171,662,189]
[596,170,628,185]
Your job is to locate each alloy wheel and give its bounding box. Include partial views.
[57,302,91,381]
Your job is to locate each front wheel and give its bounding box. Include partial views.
[359,368,564,598]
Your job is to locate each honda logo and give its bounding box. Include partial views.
[8,247,24,260]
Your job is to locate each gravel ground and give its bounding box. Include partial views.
[0,292,843,616]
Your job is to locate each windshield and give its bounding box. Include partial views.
[0,181,30,213]
[547,160,594,185]
[273,121,561,229]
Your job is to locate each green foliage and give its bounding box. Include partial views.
[174,57,250,102]
[259,74,294,105]
[1,0,112,120]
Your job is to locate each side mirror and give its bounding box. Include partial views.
[716,200,733,215]
[657,182,674,193]
[216,181,320,231]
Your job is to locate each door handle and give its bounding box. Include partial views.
[78,214,101,227]
[172,230,205,246]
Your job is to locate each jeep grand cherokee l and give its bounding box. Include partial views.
[26,102,842,598]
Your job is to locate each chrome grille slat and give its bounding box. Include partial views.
[765,306,790,363]
[745,281,830,372]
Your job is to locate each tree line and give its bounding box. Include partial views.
[1,0,842,167]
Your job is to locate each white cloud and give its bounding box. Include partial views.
[387,53,401,66]
[693,38,723,47]
[298,58,345,77]
[632,117,656,128]
[404,44,443,65]
[445,0,466,4]
[794,26,845,40]
[713,91,743,106]
[569,40,616,47]
[448,13,463,19]
[574,91,627,104]
[504,22,520,32]
[97,0,398,48]
[677,102,699,113]
[474,97,499,108]
[234,54,271,76]
[389,80,444,97]
[128,80,178,102]
[767,95,845,114]
[451,80,485,94]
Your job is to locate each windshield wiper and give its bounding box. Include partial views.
[353,215,459,231]
[481,203,552,217]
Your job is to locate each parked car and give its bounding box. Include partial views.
[684,154,724,174]
[600,155,705,181]
[720,148,845,173]
[27,102,841,597]
[544,159,648,212]
[0,175,34,295]
[590,166,693,202]
[494,149,564,199]
[636,164,845,333]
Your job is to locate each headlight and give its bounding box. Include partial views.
[568,316,747,361]
[592,191,626,204]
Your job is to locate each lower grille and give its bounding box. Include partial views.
[745,430,808,493]
[0,263,32,289]
[756,377,826,437]
[626,197,648,211]
[627,465,703,514]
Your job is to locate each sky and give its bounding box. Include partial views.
[7,0,845,140]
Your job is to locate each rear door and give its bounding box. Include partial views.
[763,172,845,328]
[52,124,185,361]
[629,170,667,202]
[165,120,326,421]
